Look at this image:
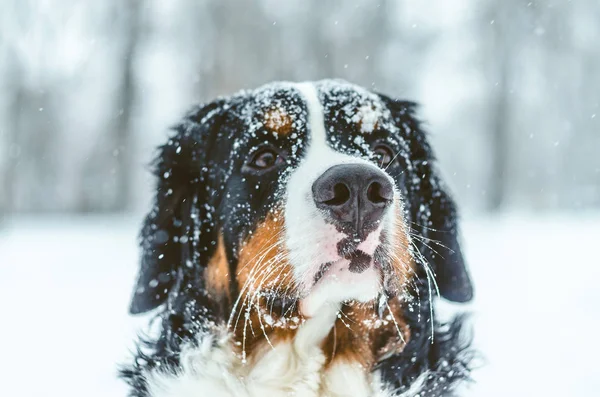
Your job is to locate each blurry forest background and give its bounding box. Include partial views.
[2,3,600,395]
[1,0,599,216]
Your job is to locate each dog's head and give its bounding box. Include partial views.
[129,80,472,328]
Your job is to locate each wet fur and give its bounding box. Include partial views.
[121,81,475,396]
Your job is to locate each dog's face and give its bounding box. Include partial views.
[129,80,472,336]
[280,83,413,317]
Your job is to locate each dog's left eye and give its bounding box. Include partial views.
[244,147,285,172]
[372,143,395,168]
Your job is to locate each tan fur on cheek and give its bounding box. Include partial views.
[391,206,416,290]
[232,210,300,359]
[205,234,230,301]
[236,210,294,293]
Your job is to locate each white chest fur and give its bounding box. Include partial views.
[143,304,406,397]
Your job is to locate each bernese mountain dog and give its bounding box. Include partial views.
[121,79,475,397]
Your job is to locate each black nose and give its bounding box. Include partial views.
[312,164,393,237]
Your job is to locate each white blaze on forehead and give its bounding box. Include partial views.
[284,82,396,310]
[294,82,328,152]
[285,82,343,285]
[292,82,379,171]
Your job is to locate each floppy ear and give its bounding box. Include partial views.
[412,177,474,303]
[380,96,474,303]
[129,100,225,314]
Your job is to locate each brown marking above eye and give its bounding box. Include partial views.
[351,104,380,134]
[263,107,294,136]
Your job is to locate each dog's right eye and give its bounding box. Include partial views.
[244,147,285,173]
[372,143,395,168]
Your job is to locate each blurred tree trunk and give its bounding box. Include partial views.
[488,38,510,210]
[486,3,513,212]
[1,9,59,213]
[78,0,141,213]
[1,72,23,216]
[112,0,141,211]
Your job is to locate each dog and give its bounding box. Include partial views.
[121,79,474,397]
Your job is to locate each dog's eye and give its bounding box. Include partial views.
[372,144,395,168]
[245,147,284,172]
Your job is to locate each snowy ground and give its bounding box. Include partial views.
[1,214,599,396]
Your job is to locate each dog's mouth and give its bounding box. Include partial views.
[313,248,380,285]
[296,227,394,317]
[317,226,387,277]
[251,245,387,321]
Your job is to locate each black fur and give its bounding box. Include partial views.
[377,279,475,396]
[121,81,475,396]
[377,96,474,303]
[129,100,227,314]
